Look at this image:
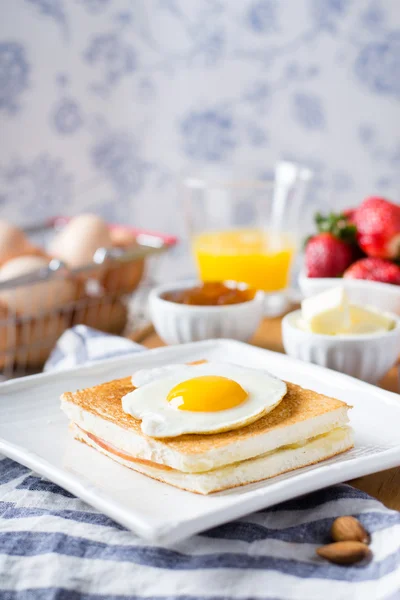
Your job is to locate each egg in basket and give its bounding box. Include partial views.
[0,214,176,378]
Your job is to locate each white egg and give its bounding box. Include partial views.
[0,256,77,315]
[123,362,287,438]
[49,214,112,272]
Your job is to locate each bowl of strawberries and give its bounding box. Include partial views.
[299,197,400,314]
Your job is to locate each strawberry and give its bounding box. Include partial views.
[343,207,356,222]
[305,212,357,278]
[353,197,400,259]
[305,233,354,278]
[343,257,400,285]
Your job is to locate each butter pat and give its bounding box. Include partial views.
[344,305,395,334]
[301,287,350,335]
[300,287,396,335]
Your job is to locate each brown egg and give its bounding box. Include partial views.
[72,297,128,335]
[49,214,112,278]
[110,227,136,247]
[0,220,32,265]
[0,300,18,371]
[0,255,77,316]
[24,244,49,259]
[14,312,69,368]
[103,233,145,294]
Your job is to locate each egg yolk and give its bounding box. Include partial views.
[166,376,248,411]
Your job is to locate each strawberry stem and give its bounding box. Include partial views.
[314,212,357,243]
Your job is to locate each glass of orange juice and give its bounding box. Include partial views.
[183,164,312,310]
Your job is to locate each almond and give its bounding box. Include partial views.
[331,516,370,544]
[316,541,371,565]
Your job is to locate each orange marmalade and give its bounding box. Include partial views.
[162,282,256,306]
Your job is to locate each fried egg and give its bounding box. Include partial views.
[122,362,287,438]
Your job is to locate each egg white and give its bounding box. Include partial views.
[123,362,287,438]
[131,364,194,388]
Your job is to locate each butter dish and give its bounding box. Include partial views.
[282,309,400,383]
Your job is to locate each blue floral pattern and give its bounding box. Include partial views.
[0,42,30,113]
[292,93,325,130]
[25,0,68,36]
[180,110,236,162]
[77,0,111,14]
[310,0,350,30]
[355,32,400,97]
[0,155,73,218]
[0,0,398,275]
[52,98,83,134]
[247,0,279,34]
[84,33,137,88]
[361,3,385,32]
[91,132,147,197]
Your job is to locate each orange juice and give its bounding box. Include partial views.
[192,229,295,292]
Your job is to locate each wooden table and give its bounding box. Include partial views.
[131,316,400,511]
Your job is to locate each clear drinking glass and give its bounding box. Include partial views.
[183,162,312,311]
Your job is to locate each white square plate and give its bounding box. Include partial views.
[1,339,400,545]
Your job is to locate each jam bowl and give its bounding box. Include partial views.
[149,281,264,345]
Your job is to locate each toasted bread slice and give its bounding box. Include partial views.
[71,423,354,495]
[61,376,351,473]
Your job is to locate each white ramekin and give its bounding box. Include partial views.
[282,309,400,384]
[149,281,264,345]
[299,272,400,315]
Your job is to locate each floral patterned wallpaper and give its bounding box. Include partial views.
[0,0,399,274]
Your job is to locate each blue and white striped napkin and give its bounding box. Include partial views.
[1,326,400,600]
